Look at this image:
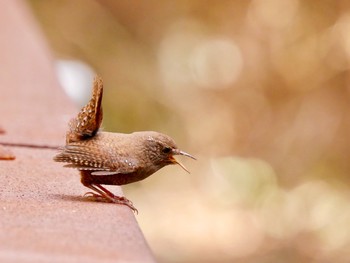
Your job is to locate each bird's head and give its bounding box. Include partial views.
[140,131,196,173]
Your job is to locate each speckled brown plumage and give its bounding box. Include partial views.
[54,76,195,213]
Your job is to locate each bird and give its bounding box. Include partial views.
[54,76,195,213]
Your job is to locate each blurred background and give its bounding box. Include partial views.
[28,1,350,262]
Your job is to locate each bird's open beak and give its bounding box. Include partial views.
[170,149,196,173]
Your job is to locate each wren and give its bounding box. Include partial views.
[54,76,195,213]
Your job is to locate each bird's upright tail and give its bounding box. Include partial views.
[66,76,104,143]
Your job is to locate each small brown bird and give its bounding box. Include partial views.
[54,76,195,213]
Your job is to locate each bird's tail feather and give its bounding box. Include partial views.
[66,76,103,143]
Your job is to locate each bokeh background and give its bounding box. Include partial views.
[28,1,350,262]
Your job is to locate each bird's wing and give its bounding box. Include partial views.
[66,76,103,143]
[53,144,138,175]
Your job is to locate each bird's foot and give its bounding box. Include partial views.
[112,196,138,214]
[83,192,138,214]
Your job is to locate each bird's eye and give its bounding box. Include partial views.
[162,147,172,154]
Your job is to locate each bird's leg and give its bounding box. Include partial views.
[84,184,138,214]
[94,184,116,197]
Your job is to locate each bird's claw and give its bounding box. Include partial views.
[113,196,138,214]
[83,192,138,214]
